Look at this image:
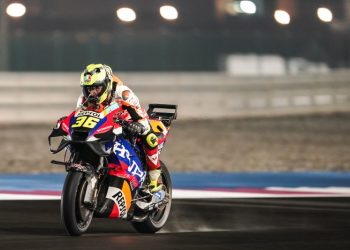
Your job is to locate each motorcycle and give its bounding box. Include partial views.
[48,102,177,236]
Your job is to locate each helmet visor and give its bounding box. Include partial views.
[83,83,107,104]
[86,85,104,95]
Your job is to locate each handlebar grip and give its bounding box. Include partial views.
[113,118,129,128]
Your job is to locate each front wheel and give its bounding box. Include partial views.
[131,161,172,233]
[61,171,93,236]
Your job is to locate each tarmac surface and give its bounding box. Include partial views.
[1,198,350,250]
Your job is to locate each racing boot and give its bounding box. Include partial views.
[148,169,163,193]
[135,168,166,212]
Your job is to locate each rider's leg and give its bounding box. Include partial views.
[142,132,162,193]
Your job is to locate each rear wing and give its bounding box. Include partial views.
[147,103,177,127]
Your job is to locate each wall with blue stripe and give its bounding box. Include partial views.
[0,172,350,191]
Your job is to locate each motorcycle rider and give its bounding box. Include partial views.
[77,63,162,193]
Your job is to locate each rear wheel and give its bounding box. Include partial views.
[131,161,172,233]
[61,171,93,236]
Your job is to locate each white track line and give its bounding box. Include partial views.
[172,189,350,199]
[0,194,61,200]
[1,188,350,200]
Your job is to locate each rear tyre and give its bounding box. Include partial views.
[61,171,93,236]
[131,161,172,233]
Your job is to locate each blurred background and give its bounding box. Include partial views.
[1,0,350,173]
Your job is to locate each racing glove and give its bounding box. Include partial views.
[127,122,145,135]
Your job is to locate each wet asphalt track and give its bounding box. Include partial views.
[1,198,350,250]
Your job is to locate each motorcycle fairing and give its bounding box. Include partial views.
[63,102,121,139]
[60,111,76,136]
[108,137,146,190]
[88,109,119,139]
[96,177,133,219]
[108,163,139,191]
[106,179,133,219]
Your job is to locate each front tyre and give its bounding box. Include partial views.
[132,161,172,233]
[61,171,93,236]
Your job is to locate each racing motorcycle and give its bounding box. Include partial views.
[48,102,177,236]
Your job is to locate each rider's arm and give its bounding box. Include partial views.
[116,85,150,134]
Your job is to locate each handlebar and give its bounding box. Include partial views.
[113,117,139,147]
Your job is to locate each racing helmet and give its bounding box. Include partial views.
[80,64,113,104]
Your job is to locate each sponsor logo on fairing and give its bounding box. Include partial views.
[62,122,69,132]
[106,187,127,218]
[96,125,112,134]
[76,110,100,118]
[113,141,146,184]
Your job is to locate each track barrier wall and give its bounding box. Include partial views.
[1,70,350,123]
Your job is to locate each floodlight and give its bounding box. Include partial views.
[160,5,178,20]
[317,7,333,23]
[274,10,290,25]
[239,1,256,14]
[6,3,26,18]
[116,7,136,22]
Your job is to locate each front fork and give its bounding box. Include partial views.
[83,174,98,208]
[81,156,106,209]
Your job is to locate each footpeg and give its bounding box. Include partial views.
[135,190,167,211]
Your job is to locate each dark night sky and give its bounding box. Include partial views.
[7,0,346,33]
